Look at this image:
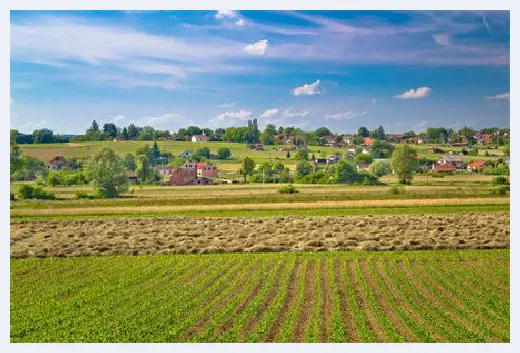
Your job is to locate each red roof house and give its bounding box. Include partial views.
[467,160,487,171]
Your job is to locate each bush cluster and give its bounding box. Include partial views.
[18,185,55,200]
[278,184,299,194]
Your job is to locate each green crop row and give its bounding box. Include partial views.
[11,250,510,343]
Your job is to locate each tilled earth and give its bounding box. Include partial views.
[10,213,510,258]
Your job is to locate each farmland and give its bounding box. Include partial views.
[11,250,509,343]
[10,141,510,343]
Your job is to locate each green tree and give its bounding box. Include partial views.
[357,126,369,137]
[10,129,19,145]
[355,153,373,165]
[103,123,118,139]
[335,161,361,184]
[32,128,54,144]
[374,125,386,140]
[122,127,129,140]
[186,126,202,137]
[295,148,309,161]
[369,160,391,177]
[123,153,136,171]
[391,144,418,185]
[194,147,210,159]
[84,147,128,198]
[504,140,510,157]
[286,151,291,159]
[152,140,161,163]
[246,119,260,144]
[315,127,332,137]
[217,147,231,160]
[241,157,256,183]
[295,161,312,178]
[127,124,139,139]
[136,154,156,184]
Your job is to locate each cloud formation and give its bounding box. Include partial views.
[215,10,238,19]
[324,111,366,120]
[283,108,310,117]
[243,39,268,55]
[216,110,251,121]
[260,108,279,119]
[395,86,432,99]
[485,92,510,100]
[292,80,321,96]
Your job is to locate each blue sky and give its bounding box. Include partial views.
[10,10,510,134]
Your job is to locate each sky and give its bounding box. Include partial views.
[10,10,510,135]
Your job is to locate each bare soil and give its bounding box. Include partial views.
[10,213,510,258]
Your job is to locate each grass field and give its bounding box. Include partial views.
[10,249,509,343]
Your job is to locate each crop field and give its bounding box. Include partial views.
[10,213,509,258]
[10,249,509,343]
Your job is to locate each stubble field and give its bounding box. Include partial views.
[10,213,510,258]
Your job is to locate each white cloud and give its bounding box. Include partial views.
[17,120,49,132]
[260,108,279,119]
[414,120,428,128]
[137,113,181,128]
[292,80,321,96]
[215,10,238,19]
[485,92,510,100]
[324,111,366,120]
[113,115,125,123]
[432,33,450,47]
[235,19,246,26]
[394,86,432,99]
[216,110,251,121]
[283,108,310,118]
[218,101,236,108]
[243,39,268,55]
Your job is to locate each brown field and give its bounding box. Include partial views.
[9,197,509,217]
[10,213,509,258]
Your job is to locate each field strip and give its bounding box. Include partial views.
[11,250,510,343]
[9,197,510,217]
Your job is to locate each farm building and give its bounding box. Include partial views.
[48,156,71,170]
[432,163,457,173]
[467,160,487,172]
[438,156,465,169]
[363,137,376,146]
[357,164,370,172]
[474,134,494,145]
[196,163,218,178]
[322,135,337,147]
[125,171,138,185]
[179,150,193,158]
[167,163,217,186]
[386,134,406,143]
[154,165,174,177]
[428,147,446,154]
[314,158,328,165]
[191,134,209,143]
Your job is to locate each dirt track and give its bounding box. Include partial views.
[10,214,509,258]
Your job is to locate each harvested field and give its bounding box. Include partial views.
[10,213,510,258]
[10,250,510,342]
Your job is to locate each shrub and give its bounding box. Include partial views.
[388,186,400,195]
[10,193,16,201]
[278,184,299,194]
[493,176,508,186]
[495,186,507,195]
[18,185,55,200]
[75,191,98,200]
[432,173,445,178]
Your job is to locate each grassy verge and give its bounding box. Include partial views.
[10,204,510,221]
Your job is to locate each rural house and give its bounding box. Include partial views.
[467,160,487,172]
[386,134,406,143]
[48,156,71,170]
[196,163,218,178]
[363,137,376,146]
[474,134,494,145]
[428,147,446,154]
[154,165,174,177]
[438,156,465,169]
[356,164,370,172]
[191,134,209,143]
[179,150,193,159]
[125,171,138,185]
[432,163,457,173]
[322,135,337,147]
